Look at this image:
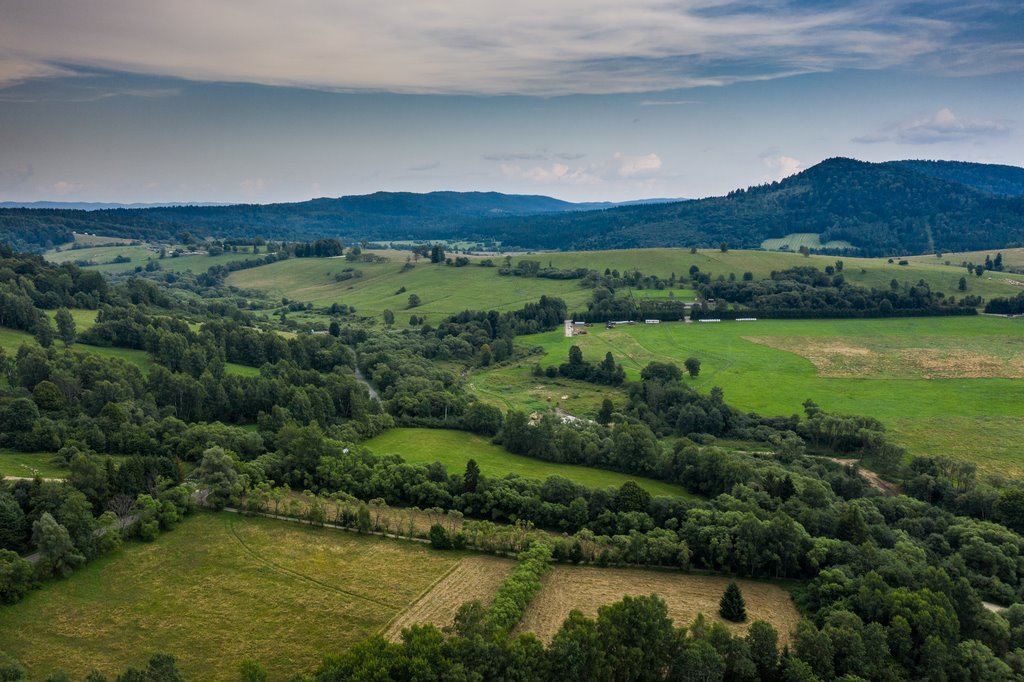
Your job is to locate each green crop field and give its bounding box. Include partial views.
[365,427,692,498]
[0,512,462,680]
[760,233,854,251]
[473,316,1024,475]
[0,450,67,478]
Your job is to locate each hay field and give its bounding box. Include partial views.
[516,566,800,644]
[383,555,515,640]
[0,512,461,680]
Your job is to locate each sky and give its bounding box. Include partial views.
[0,0,1022,204]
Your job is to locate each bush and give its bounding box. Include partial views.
[429,523,452,549]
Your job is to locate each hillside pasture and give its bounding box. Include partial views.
[516,566,800,644]
[364,428,692,498]
[474,316,1024,475]
[0,513,462,680]
[227,253,594,319]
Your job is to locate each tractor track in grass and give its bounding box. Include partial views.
[224,515,399,609]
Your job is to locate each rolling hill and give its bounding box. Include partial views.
[2,158,1022,255]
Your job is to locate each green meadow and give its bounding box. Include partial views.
[365,427,691,498]
[0,450,67,478]
[0,513,461,680]
[227,254,595,319]
[474,316,1024,475]
[226,248,1022,325]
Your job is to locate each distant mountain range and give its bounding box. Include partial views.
[1,158,1022,255]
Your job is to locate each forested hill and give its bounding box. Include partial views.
[1,158,1022,255]
[0,191,636,251]
[473,158,1024,255]
[884,160,1024,197]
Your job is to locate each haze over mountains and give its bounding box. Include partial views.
[2,158,1022,256]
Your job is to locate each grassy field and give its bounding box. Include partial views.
[0,450,67,478]
[760,232,854,251]
[516,566,800,644]
[538,248,1023,300]
[227,248,1023,324]
[45,241,264,275]
[0,512,464,680]
[474,316,1024,475]
[227,253,595,320]
[365,428,691,498]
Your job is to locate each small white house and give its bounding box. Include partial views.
[644,319,661,324]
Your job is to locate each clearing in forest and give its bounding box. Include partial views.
[516,566,801,644]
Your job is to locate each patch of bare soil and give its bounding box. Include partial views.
[515,566,800,644]
[383,556,515,640]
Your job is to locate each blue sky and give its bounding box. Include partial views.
[0,0,1021,203]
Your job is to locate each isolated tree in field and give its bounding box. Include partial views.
[407,294,421,309]
[743,271,754,281]
[719,242,728,252]
[196,446,241,510]
[598,398,614,424]
[684,357,701,378]
[959,277,967,292]
[328,320,340,337]
[430,244,445,263]
[719,581,747,622]
[55,308,76,346]
[382,309,395,326]
[32,512,85,578]
[975,264,984,277]
[464,458,480,493]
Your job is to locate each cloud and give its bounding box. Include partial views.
[0,0,1019,96]
[501,162,602,185]
[762,155,803,181]
[614,153,662,177]
[851,133,890,144]
[895,108,1010,144]
[638,99,702,106]
[52,180,85,196]
[484,150,584,162]
[0,57,74,88]
[501,151,664,186]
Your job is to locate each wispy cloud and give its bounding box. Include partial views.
[501,151,664,186]
[0,1,1019,96]
[854,108,1012,145]
[896,108,1010,144]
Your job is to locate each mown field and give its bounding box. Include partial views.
[0,513,464,680]
[45,241,263,275]
[473,316,1024,475]
[515,566,800,644]
[365,428,691,498]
